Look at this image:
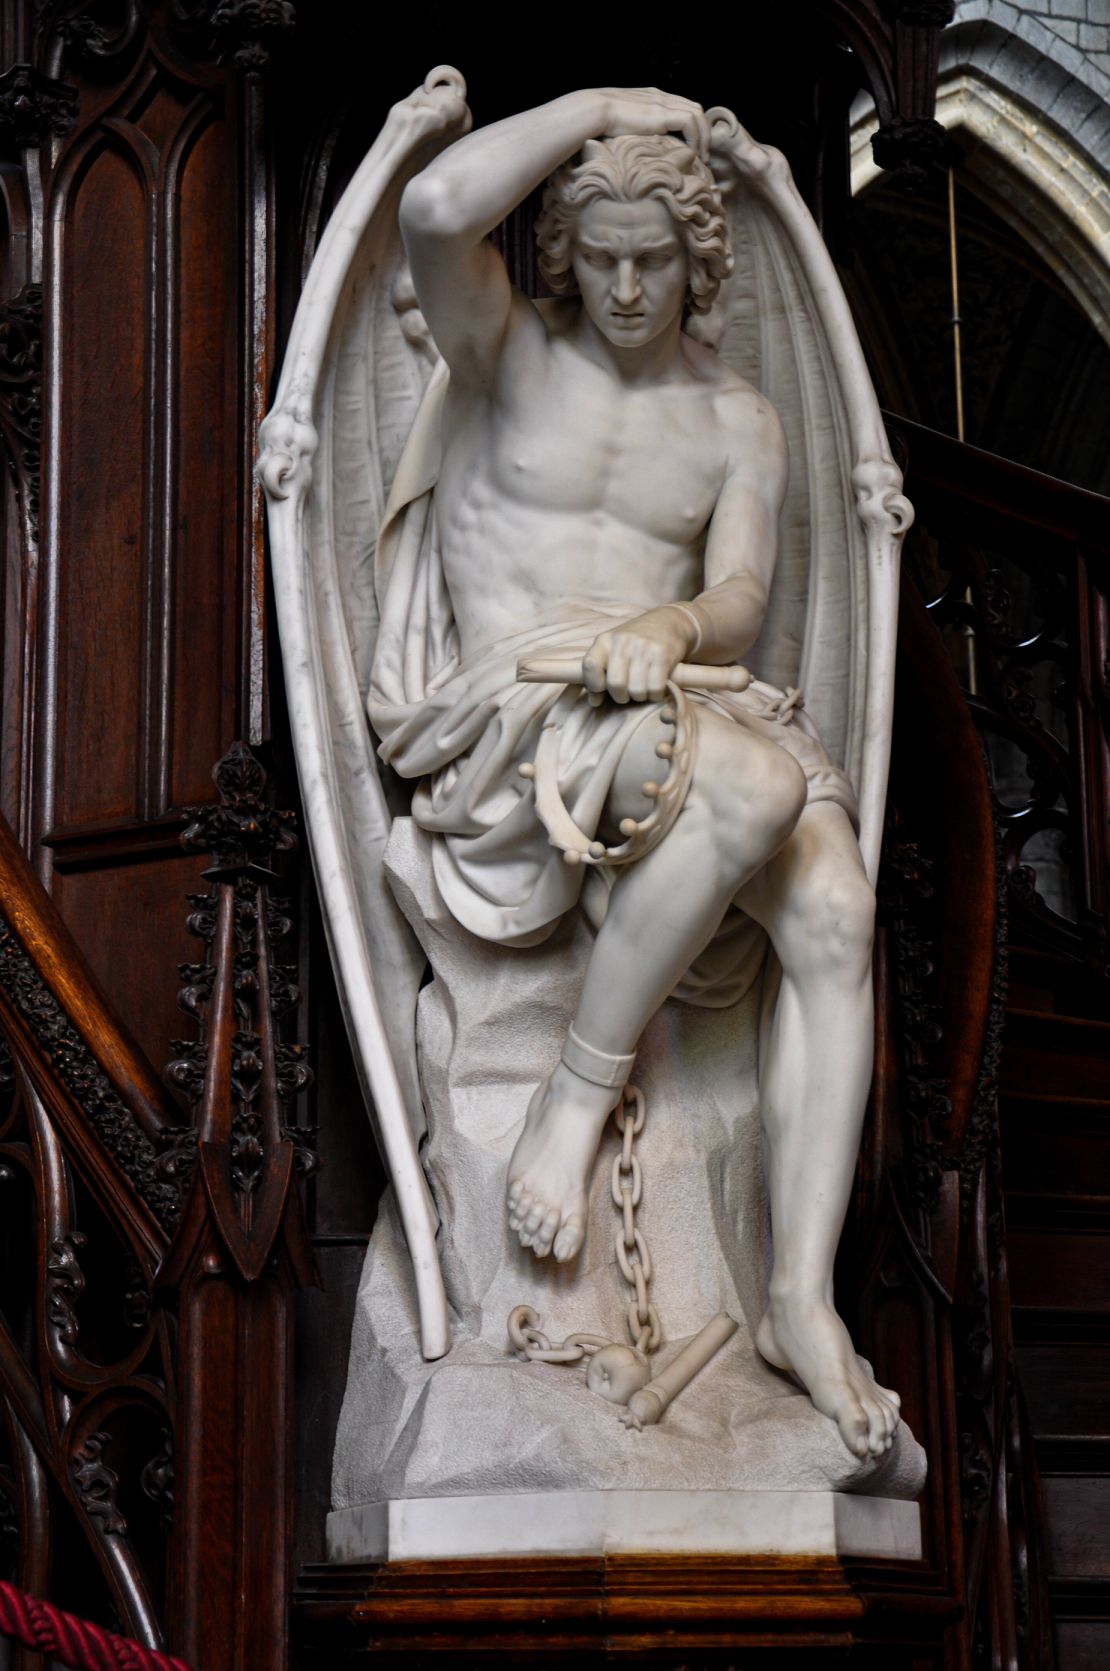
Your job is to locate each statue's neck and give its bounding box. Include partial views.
[569,309,687,386]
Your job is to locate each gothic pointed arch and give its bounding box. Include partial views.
[852,18,1110,341]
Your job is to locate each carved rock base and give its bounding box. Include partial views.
[330,821,926,1523]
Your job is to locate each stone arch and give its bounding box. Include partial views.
[850,19,1110,344]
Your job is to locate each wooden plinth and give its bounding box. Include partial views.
[294,1554,959,1666]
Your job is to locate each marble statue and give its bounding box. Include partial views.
[259,69,924,1558]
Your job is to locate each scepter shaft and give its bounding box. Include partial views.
[516,657,751,693]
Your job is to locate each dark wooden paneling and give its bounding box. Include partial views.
[169,110,237,810]
[294,1242,368,1571]
[1001,1010,1110,1105]
[50,849,207,1079]
[1002,1101,1110,1201]
[47,63,239,839]
[305,880,383,1239]
[1055,1622,1110,1671]
[1018,1345,1110,1440]
[54,139,148,829]
[1042,1478,1110,1577]
[1008,1229,1110,1314]
[21,28,252,1087]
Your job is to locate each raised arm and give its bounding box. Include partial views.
[398,88,710,385]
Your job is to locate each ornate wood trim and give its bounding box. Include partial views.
[0,1009,176,1648]
[0,62,76,152]
[0,281,42,543]
[0,811,182,1249]
[0,917,185,1227]
[160,743,316,1671]
[33,1,143,65]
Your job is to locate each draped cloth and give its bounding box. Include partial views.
[367,367,857,1010]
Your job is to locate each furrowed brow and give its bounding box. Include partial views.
[576,237,681,255]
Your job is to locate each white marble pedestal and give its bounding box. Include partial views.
[327,1490,922,1563]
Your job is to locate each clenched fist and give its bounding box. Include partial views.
[582,605,698,704]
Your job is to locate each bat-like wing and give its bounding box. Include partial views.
[258,68,472,1361]
[697,110,913,878]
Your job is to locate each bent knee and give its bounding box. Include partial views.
[755,752,808,851]
[695,722,807,864]
[791,866,876,975]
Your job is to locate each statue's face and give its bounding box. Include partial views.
[570,197,688,348]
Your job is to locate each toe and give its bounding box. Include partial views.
[838,1397,870,1459]
[507,1178,523,1211]
[532,1208,560,1258]
[522,1200,546,1238]
[553,1216,584,1263]
[873,1391,900,1438]
[510,1187,533,1227]
[513,1192,536,1244]
[862,1398,888,1456]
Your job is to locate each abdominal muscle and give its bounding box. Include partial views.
[437,448,708,663]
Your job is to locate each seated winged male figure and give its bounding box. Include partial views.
[372,84,900,1459]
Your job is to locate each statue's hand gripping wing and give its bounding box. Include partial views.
[258,69,471,1361]
[697,110,914,880]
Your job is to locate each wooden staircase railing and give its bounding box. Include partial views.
[0,743,313,1671]
[0,802,179,1660]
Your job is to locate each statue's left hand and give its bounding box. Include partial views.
[582,607,698,704]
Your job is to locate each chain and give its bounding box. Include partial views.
[611,1085,661,1354]
[508,1082,662,1392]
[507,1083,740,1426]
[504,1317,609,1365]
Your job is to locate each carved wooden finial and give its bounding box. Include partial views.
[163,741,317,1287]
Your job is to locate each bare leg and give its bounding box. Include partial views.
[507,711,806,1261]
[737,803,901,1459]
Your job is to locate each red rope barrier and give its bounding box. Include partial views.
[0,1581,195,1671]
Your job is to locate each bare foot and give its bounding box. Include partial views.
[756,1292,902,1460]
[506,1061,620,1261]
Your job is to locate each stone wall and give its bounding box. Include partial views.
[954,1,1110,91]
[948,2,1110,175]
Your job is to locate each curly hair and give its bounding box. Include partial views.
[534,134,733,315]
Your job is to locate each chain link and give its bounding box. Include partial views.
[506,1309,610,1364]
[612,1086,660,1354]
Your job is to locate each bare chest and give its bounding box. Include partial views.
[466,363,727,547]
